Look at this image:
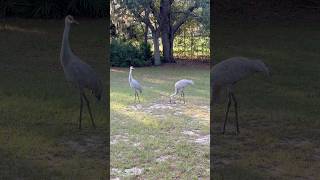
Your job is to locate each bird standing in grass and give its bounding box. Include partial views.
[60,15,106,129]
[170,79,194,104]
[128,66,142,103]
[212,57,270,135]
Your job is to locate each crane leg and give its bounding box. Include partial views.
[82,93,96,129]
[182,91,185,104]
[79,93,83,129]
[222,93,232,134]
[137,91,140,103]
[170,95,175,104]
[231,93,239,134]
[134,91,137,103]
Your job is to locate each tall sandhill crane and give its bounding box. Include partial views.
[128,66,142,103]
[60,15,106,129]
[170,79,194,104]
[212,57,270,134]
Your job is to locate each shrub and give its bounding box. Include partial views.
[140,42,152,63]
[110,39,152,67]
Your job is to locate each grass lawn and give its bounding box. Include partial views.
[110,63,210,179]
[0,19,108,179]
[212,20,320,179]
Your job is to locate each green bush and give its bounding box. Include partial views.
[110,39,152,67]
[140,42,152,63]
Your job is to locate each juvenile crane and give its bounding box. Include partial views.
[212,57,270,134]
[128,66,142,103]
[170,79,194,104]
[60,15,106,129]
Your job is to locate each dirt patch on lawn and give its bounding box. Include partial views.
[127,101,209,123]
[111,167,144,177]
[182,130,210,145]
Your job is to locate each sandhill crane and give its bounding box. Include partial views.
[60,15,106,129]
[128,66,142,103]
[212,57,270,135]
[170,79,194,104]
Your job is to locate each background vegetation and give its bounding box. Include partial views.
[110,39,152,67]
[110,0,210,66]
[0,0,107,18]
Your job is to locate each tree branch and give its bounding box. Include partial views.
[172,2,199,34]
[149,1,160,23]
[131,9,156,33]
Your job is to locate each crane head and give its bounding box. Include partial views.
[254,59,271,77]
[65,15,79,25]
[130,66,135,70]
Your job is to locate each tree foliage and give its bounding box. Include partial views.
[111,0,209,64]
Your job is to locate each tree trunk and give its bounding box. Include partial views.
[143,23,148,61]
[161,33,170,62]
[158,0,198,63]
[169,33,174,62]
[144,24,148,45]
[159,0,174,63]
[152,31,161,66]
[161,30,176,63]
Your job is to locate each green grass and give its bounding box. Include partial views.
[110,64,210,178]
[212,21,320,179]
[0,19,108,179]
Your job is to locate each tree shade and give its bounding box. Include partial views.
[0,0,107,18]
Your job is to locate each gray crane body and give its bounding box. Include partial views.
[60,15,106,129]
[212,57,270,103]
[129,66,142,102]
[170,79,194,103]
[211,57,270,134]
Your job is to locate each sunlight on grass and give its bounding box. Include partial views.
[111,64,210,179]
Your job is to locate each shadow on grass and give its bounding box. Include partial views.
[0,144,62,179]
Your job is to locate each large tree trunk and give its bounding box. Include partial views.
[152,31,161,66]
[161,33,175,63]
[159,0,175,63]
[161,33,171,62]
[169,33,174,62]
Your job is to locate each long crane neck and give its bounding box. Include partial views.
[60,22,74,66]
[129,69,133,82]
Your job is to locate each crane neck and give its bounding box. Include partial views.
[60,22,74,66]
[129,69,133,82]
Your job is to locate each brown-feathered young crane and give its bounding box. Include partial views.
[60,15,106,129]
[212,57,270,135]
